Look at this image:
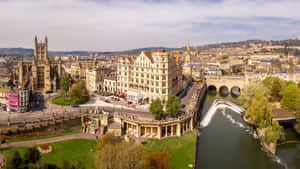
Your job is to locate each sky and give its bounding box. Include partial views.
[0,0,300,51]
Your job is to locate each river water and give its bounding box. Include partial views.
[195,95,300,169]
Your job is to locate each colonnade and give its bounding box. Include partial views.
[122,117,194,139]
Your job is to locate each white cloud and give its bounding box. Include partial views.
[0,0,300,51]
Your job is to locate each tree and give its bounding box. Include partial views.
[262,76,284,101]
[246,92,272,127]
[149,98,164,118]
[298,82,300,89]
[69,80,89,101]
[24,147,41,164]
[166,95,181,116]
[60,75,71,96]
[238,80,271,108]
[148,149,171,169]
[280,83,300,110]
[7,150,22,169]
[95,134,151,169]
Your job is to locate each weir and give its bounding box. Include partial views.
[200,99,245,128]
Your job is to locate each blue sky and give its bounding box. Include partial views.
[0,0,300,51]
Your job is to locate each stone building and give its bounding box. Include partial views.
[117,50,183,104]
[18,36,62,92]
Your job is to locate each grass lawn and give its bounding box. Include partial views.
[0,139,97,169]
[7,130,81,143]
[51,96,89,105]
[143,131,197,169]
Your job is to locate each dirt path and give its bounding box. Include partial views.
[0,133,97,149]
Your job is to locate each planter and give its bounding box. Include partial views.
[38,145,52,154]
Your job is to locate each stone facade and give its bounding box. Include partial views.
[19,36,62,92]
[117,50,183,103]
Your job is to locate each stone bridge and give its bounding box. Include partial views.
[206,75,248,94]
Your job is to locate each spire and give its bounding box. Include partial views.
[187,40,190,51]
[45,35,48,44]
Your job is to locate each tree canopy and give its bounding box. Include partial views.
[280,83,300,110]
[238,80,271,108]
[69,80,89,100]
[60,75,71,95]
[166,95,181,116]
[246,92,272,127]
[149,98,164,118]
[95,133,171,169]
[262,76,284,101]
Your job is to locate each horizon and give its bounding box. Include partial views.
[1,0,300,51]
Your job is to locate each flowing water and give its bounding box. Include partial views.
[195,95,300,169]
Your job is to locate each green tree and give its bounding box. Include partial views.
[246,92,272,127]
[7,150,22,169]
[280,83,300,110]
[60,75,71,96]
[262,76,284,101]
[166,95,181,116]
[149,98,164,118]
[238,80,271,108]
[24,147,41,164]
[69,80,89,100]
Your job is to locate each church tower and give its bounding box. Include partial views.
[183,41,193,81]
[32,35,51,91]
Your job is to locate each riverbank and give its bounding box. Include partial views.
[143,131,197,169]
[243,115,277,154]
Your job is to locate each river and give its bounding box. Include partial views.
[195,94,300,169]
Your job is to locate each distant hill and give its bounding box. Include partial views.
[0,47,176,57]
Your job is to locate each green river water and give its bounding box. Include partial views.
[195,95,300,169]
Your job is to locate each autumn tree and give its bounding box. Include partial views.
[238,80,271,108]
[262,76,284,101]
[246,92,272,127]
[69,80,89,100]
[95,133,151,169]
[148,148,171,169]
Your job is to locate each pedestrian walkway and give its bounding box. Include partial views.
[0,133,97,149]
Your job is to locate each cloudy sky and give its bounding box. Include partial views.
[0,0,300,51]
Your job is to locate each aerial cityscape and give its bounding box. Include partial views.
[0,0,300,169]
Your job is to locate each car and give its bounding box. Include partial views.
[72,104,79,108]
[181,104,185,108]
[105,100,110,103]
[91,94,96,97]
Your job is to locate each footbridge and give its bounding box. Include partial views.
[200,99,245,128]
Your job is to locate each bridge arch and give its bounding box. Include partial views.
[231,86,241,97]
[207,85,217,96]
[219,86,229,97]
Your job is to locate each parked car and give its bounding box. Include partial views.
[72,104,79,107]
[105,100,110,103]
[181,104,185,108]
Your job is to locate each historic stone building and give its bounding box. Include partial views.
[18,36,62,91]
[117,50,183,104]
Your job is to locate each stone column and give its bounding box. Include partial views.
[190,118,193,130]
[177,123,181,136]
[137,124,140,138]
[164,126,167,137]
[157,126,161,139]
[150,127,153,138]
